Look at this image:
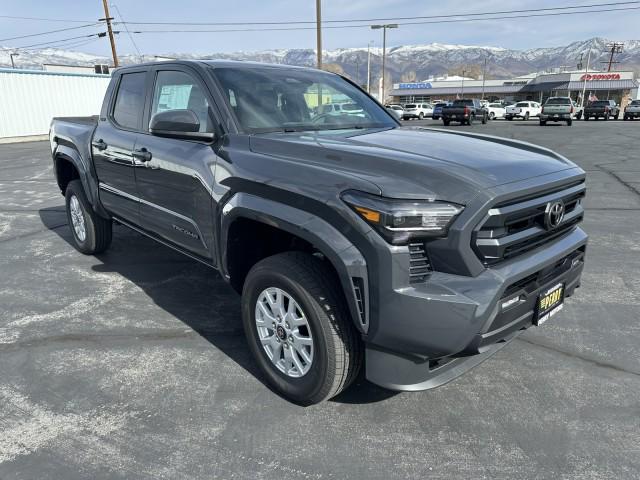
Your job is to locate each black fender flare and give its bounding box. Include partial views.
[220,192,370,333]
[53,142,108,218]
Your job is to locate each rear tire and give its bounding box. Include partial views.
[540,120,547,126]
[65,179,112,255]
[604,114,609,121]
[242,252,362,405]
[418,112,424,120]
[481,113,487,124]
[506,116,513,121]
[443,119,450,126]
[489,112,495,120]
[584,115,589,121]
[567,119,572,126]
[524,112,530,121]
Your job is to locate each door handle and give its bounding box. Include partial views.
[92,139,107,151]
[132,148,152,162]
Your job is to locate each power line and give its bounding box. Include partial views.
[114,1,640,25]
[0,23,101,43]
[9,33,104,50]
[0,15,95,23]
[110,3,142,58]
[123,6,640,34]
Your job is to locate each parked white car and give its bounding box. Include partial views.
[505,101,542,120]
[385,104,404,120]
[402,103,434,120]
[487,103,506,120]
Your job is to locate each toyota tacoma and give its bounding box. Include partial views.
[49,61,587,404]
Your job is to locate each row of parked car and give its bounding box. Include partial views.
[385,98,640,126]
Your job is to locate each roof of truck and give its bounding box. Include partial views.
[115,59,322,73]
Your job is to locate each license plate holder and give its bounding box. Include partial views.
[534,282,565,326]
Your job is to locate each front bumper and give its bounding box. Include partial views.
[364,226,587,391]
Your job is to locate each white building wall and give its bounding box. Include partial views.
[0,69,111,139]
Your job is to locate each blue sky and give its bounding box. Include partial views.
[1,0,639,55]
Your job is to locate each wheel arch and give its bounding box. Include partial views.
[220,193,369,334]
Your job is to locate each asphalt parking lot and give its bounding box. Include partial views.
[1,120,639,479]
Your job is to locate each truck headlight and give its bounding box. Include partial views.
[341,190,464,245]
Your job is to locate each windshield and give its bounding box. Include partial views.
[545,98,571,105]
[405,104,417,108]
[210,66,396,133]
[592,100,610,106]
[452,100,473,106]
[435,103,447,107]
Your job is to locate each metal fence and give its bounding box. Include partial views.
[0,68,111,139]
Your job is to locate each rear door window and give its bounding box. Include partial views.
[112,72,146,130]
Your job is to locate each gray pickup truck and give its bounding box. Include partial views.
[623,99,640,120]
[539,97,576,126]
[49,60,587,404]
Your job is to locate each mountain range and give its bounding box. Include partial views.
[1,37,638,84]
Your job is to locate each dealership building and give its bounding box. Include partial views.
[390,70,639,107]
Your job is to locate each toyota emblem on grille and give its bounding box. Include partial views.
[545,200,565,230]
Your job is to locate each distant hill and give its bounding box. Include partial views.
[2,37,638,83]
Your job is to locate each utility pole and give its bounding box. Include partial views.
[366,41,373,94]
[602,42,623,72]
[461,69,466,97]
[100,0,119,67]
[371,24,398,103]
[315,0,322,69]
[580,48,592,108]
[9,53,19,69]
[481,58,487,100]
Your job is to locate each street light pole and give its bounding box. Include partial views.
[366,41,373,94]
[461,69,466,97]
[10,53,19,69]
[580,48,592,108]
[316,0,322,69]
[371,24,398,103]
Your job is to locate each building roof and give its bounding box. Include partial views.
[565,79,638,90]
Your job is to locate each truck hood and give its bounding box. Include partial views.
[249,127,578,204]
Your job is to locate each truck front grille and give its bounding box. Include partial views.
[473,181,585,264]
[409,242,432,283]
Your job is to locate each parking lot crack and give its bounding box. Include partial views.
[0,330,204,351]
[595,164,640,198]
[516,337,640,377]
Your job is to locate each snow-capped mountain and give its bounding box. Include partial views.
[1,37,638,82]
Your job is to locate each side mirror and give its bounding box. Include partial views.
[149,109,214,141]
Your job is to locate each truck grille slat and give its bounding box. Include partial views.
[473,181,586,264]
[409,242,432,283]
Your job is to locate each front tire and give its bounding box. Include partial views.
[242,252,362,405]
[489,112,495,120]
[443,119,450,126]
[524,112,530,121]
[65,180,112,255]
[567,119,573,126]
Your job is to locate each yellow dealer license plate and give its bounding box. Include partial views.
[534,283,565,326]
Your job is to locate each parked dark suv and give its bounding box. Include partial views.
[49,61,587,404]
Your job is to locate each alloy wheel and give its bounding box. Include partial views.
[69,195,86,242]
[255,287,314,378]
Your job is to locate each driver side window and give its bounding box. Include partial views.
[151,70,211,133]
